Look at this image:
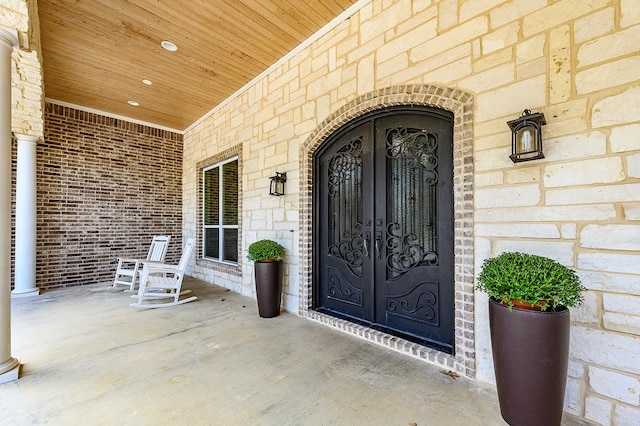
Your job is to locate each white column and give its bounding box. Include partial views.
[0,27,20,383]
[12,133,39,297]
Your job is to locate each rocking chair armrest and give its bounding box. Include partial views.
[118,257,145,264]
[141,264,179,275]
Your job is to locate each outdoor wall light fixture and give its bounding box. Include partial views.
[507,109,546,163]
[269,172,287,196]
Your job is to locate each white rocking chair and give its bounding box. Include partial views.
[130,238,197,308]
[113,235,171,291]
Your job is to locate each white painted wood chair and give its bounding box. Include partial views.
[112,235,171,291]
[130,238,197,308]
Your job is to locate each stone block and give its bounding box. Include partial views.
[627,154,640,179]
[460,0,503,23]
[545,157,624,188]
[476,75,546,121]
[494,240,574,265]
[475,171,503,187]
[592,86,640,128]
[576,56,640,94]
[568,360,586,378]
[589,366,640,405]
[490,0,546,29]
[624,203,640,221]
[438,0,458,31]
[585,396,613,426]
[571,291,598,324]
[516,57,546,80]
[475,223,560,238]
[611,124,640,153]
[603,312,640,335]
[523,0,609,38]
[578,22,640,68]
[581,271,640,296]
[564,377,582,415]
[505,166,540,184]
[561,224,577,239]
[376,52,407,81]
[411,16,488,62]
[475,184,540,208]
[574,8,614,43]
[0,7,28,32]
[621,0,640,27]
[515,33,546,64]
[422,57,472,84]
[376,19,436,64]
[571,326,640,375]
[482,21,519,55]
[581,225,640,251]
[614,404,640,426]
[459,63,514,93]
[473,46,513,72]
[546,184,640,206]
[475,205,616,223]
[549,26,571,103]
[579,252,640,275]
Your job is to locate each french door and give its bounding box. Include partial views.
[313,107,455,353]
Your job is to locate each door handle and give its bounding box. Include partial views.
[375,235,382,259]
[363,235,370,258]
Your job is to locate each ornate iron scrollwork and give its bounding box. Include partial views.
[327,267,363,307]
[386,222,438,277]
[328,223,364,272]
[386,128,438,184]
[386,282,439,326]
[327,137,364,277]
[328,138,363,196]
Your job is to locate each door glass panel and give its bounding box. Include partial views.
[327,137,364,277]
[386,128,438,279]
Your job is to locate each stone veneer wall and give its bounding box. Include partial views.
[8,0,44,138]
[182,1,640,424]
[36,103,183,289]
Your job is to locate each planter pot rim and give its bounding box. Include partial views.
[489,297,568,313]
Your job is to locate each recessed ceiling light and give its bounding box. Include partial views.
[142,79,152,85]
[161,40,178,52]
[128,100,140,106]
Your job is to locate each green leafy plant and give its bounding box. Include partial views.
[247,239,286,262]
[476,252,585,311]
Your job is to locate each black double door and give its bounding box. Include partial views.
[314,107,455,353]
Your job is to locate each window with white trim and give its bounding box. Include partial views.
[203,157,238,263]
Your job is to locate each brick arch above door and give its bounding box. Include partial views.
[299,84,476,377]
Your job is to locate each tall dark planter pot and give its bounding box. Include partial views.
[254,260,283,318]
[489,297,570,426]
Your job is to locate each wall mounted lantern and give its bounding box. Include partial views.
[507,109,546,163]
[269,172,287,196]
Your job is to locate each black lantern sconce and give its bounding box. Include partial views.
[269,172,287,196]
[507,109,546,163]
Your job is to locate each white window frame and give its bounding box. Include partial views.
[202,156,238,264]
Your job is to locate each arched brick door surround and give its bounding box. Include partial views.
[299,85,475,376]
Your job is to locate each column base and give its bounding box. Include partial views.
[11,288,40,298]
[0,358,20,384]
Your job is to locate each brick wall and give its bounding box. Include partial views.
[183,1,640,424]
[33,103,183,289]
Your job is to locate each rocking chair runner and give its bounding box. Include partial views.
[113,235,171,291]
[130,238,197,308]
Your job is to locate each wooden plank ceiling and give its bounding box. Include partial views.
[38,0,360,131]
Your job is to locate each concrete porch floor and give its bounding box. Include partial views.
[1,277,510,425]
